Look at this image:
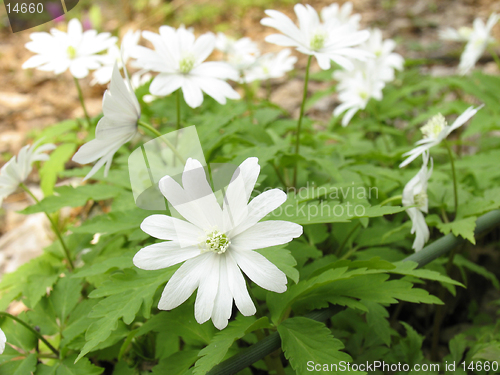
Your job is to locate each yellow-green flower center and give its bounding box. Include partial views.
[414,192,427,208]
[421,113,446,139]
[179,54,195,74]
[204,230,230,254]
[67,46,77,59]
[310,31,327,51]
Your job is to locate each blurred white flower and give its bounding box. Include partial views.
[91,30,141,85]
[333,29,403,126]
[133,26,240,108]
[400,106,482,168]
[261,4,370,70]
[0,141,56,206]
[0,328,5,354]
[72,63,140,180]
[320,1,360,31]
[439,13,499,75]
[403,152,433,252]
[215,33,260,73]
[22,19,117,79]
[133,157,303,329]
[244,49,297,83]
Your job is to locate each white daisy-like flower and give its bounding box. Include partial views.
[22,19,117,79]
[400,105,482,168]
[261,4,370,70]
[72,63,140,180]
[0,328,6,354]
[320,1,361,31]
[402,152,433,252]
[215,32,260,73]
[91,30,141,85]
[0,140,56,206]
[244,49,297,83]
[133,26,240,108]
[440,14,499,75]
[133,157,303,329]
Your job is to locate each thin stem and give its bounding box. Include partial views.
[0,312,59,357]
[270,161,287,189]
[73,77,91,129]
[336,222,361,257]
[137,120,186,165]
[20,183,74,271]
[241,79,255,123]
[176,90,182,130]
[487,45,500,72]
[292,55,313,188]
[379,195,402,207]
[444,141,458,217]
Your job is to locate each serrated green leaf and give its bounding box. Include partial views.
[27,296,59,336]
[362,301,391,346]
[436,216,477,244]
[40,143,77,196]
[57,355,104,375]
[472,341,500,361]
[0,353,37,375]
[51,277,83,323]
[193,316,271,375]
[392,261,464,287]
[25,262,60,309]
[453,254,500,289]
[153,350,199,375]
[278,317,355,375]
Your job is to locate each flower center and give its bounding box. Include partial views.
[179,54,195,74]
[67,46,77,59]
[359,90,369,100]
[414,192,427,208]
[310,31,327,50]
[203,230,230,254]
[421,113,446,139]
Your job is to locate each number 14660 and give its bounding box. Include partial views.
[6,3,44,13]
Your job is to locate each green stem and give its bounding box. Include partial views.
[444,141,458,217]
[176,90,182,130]
[487,45,500,72]
[292,55,312,188]
[336,222,361,257]
[0,312,59,357]
[73,77,91,129]
[20,183,74,271]
[137,120,186,165]
[241,79,255,123]
[379,195,402,207]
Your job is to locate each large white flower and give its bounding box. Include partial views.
[72,63,140,180]
[261,4,370,70]
[133,157,303,329]
[244,49,297,83]
[0,328,5,354]
[22,19,117,79]
[402,152,433,252]
[0,140,56,206]
[440,13,499,75]
[91,30,141,85]
[133,26,240,108]
[400,105,482,168]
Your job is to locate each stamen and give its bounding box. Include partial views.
[421,113,447,139]
[310,31,327,51]
[67,46,77,59]
[414,192,427,208]
[179,54,195,74]
[202,230,230,254]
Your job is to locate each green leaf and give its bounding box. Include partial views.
[362,301,391,346]
[436,216,477,244]
[56,355,104,375]
[193,316,271,375]
[27,296,59,336]
[39,143,77,196]
[453,254,500,289]
[50,277,83,323]
[278,317,355,375]
[25,262,60,309]
[472,341,500,361]
[391,261,464,287]
[152,350,199,375]
[0,353,37,375]
[257,246,299,284]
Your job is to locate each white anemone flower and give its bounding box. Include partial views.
[0,328,5,354]
[72,63,140,180]
[0,140,56,206]
[320,1,361,31]
[133,26,240,108]
[91,30,141,85]
[22,19,117,79]
[440,14,499,75]
[402,152,433,252]
[244,49,297,83]
[133,157,303,329]
[215,33,260,73]
[261,4,370,70]
[361,29,404,82]
[400,105,482,168]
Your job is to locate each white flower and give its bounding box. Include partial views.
[320,1,360,31]
[133,26,240,108]
[0,328,5,354]
[0,140,56,206]
[261,4,370,70]
[403,152,433,252]
[440,14,499,75]
[400,105,482,168]
[22,19,117,79]
[215,33,260,72]
[361,29,404,82]
[244,49,297,82]
[133,157,303,329]
[72,63,140,180]
[91,30,141,85]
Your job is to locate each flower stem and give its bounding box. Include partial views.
[73,77,91,129]
[176,90,182,130]
[241,78,255,123]
[379,195,402,207]
[444,141,458,217]
[292,55,312,188]
[20,183,74,271]
[0,312,59,357]
[487,45,500,72]
[137,120,186,165]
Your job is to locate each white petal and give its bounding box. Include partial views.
[140,214,203,244]
[226,253,256,316]
[194,253,220,324]
[181,78,204,108]
[133,241,200,270]
[0,328,5,354]
[150,74,184,96]
[211,255,234,329]
[231,221,302,250]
